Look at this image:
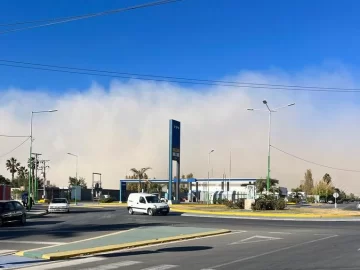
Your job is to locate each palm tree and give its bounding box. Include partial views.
[15,166,29,188]
[27,157,39,183]
[17,166,28,178]
[130,167,152,192]
[6,157,20,182]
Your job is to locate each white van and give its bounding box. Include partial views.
[127,193,170,216]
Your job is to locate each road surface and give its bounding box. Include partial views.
[1,205,360,269]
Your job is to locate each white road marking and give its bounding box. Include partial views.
[0,240,65,245]
[79,261,141,269]
[229,235,282,245]
[268,231,292,234]
[0,249,17,255]
[210,234,338,269]
[20,257,107,270]
[140,265,178,270]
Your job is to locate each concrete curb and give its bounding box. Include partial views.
[16,229,230,260]
[181,213,360,222]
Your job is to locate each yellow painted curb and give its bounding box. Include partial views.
[170,207,359,218]
[36,229,230,260]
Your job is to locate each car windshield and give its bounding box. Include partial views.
[52,199,67,204]
[146,196,160,203]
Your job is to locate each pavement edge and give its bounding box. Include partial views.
[18,229,231,260]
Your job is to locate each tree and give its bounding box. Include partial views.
[130,167,152,192]
[6,157,20,182]
[0,175,10,185]
[147,183,165,194]
[68,176,87,188]
[13,166,29,188]
[27,157,39,183]
[256,178,277,194]
[311,180,333,198]
[322,173,332,185]
[303,169,314,194]
[291,187,303,193]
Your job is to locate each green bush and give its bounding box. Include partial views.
[251,196,286,211]
[221,198,244,209]
[233,199,245,209]
[99,197,115,203]
[276,198,286,210]
[306,197,315,203]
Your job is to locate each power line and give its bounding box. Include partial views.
[0,0,181,35]
[0,134,30,138]
[271,145,360,173]
[0,137,30,159]
[2,59,360,92]
[1,60,360,93]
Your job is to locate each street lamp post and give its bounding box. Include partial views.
[247,101,295,194]
[207,149,215,206]
[67,153,78,205]
[29,110,57,200]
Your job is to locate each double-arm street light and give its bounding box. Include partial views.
[247,100,295,194]
[29,110,58,199]
[67,152,78,205]
[207,149,215,205]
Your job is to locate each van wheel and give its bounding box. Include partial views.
[147,208,154,216]
[128,207,134,215]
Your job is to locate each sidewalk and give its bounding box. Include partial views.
[16,226,230,260]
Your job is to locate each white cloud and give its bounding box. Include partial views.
[1,65,360,193]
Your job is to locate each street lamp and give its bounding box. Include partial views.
[247,101,295,194]
[207,149,215,206]
[67,152,78,205]
[29,109,58,200]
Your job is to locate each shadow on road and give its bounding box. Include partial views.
[99,245,213,259]
[0,222,181,240]
[0,259,43,268]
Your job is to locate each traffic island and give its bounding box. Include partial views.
[16,226,230,260]
[170,205,360,219]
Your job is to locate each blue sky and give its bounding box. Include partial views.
[1,0,360,92]
[2,1,360,190]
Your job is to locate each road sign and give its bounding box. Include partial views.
[333,192,339,198]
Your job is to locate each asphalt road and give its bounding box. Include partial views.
[1,205,360,269]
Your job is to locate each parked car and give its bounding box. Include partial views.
[47,198,70,213]
[0,200,26,227]
[127,193,170,216]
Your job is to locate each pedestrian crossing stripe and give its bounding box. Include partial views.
[0,250,17,256]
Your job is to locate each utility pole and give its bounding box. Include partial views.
[39,160,50,199]
[32,153,42,201]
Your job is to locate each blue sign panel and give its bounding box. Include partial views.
[170,120,181,161]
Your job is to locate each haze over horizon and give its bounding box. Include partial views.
[1,63,360,193]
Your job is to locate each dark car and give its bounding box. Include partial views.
[0,200,27,227]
